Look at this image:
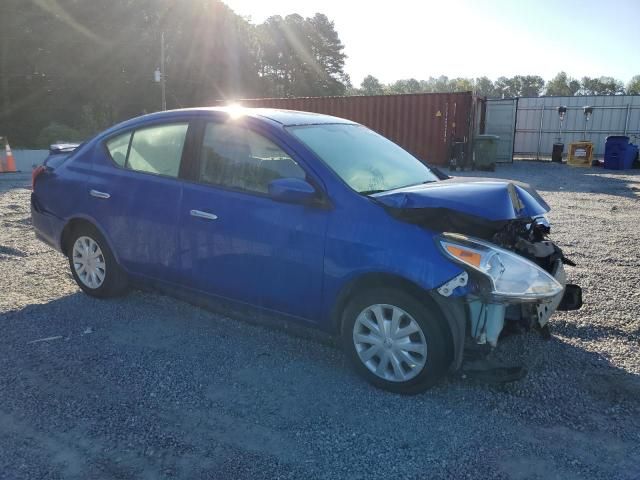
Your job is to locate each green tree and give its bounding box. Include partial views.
[625,75,640,95]
[417,79,434,93]
[579,76,624,95]
[494,76,518,97]
[307,13,348,94]
[494,75,544,97]
[387,78,422,94]
[1,0,267,145]
[1,0,350,146]
[545,72,580,96]
[35,122,83,148]
[518,75,545,97]
[473,77,497,97]
[427,75,451,92]
[360,75,385,95]
[256,13,347,97]
[448,77,474,92]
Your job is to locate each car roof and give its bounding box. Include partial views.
[244,108,356,126]
[130,107,355,127]
[96,107,358,141]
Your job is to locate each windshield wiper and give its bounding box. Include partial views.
[359,189,387,195]
[397,179,437,189]
[360,179,437,196]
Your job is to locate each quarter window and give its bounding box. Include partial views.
[105,132,131,167]
[199,122,305,194]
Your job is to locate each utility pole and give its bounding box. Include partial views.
[160,32,166,111]
[154,33,167,111]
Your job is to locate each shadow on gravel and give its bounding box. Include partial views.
[3,290,640,407]
[2,291,640,479]
[494,332,640,410]
[554,320,640,343]
[0,245,27,258]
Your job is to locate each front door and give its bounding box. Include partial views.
[178,118,328,321]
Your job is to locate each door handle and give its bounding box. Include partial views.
[190,209,218,220]
[90,189,110,199]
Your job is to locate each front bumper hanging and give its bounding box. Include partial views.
[466,259,578,347]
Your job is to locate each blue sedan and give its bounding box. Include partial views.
[31,107,581,393]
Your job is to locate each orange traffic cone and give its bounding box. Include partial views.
[4,142,17,172]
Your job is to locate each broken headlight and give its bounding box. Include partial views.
[438,233,563,301]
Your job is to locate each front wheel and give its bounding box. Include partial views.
[341,288,450,394]
[67,224,128,298]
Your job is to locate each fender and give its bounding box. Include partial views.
[59,214,127,270]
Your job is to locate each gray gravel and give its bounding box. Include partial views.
[1,163,640,480]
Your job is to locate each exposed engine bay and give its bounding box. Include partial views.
[430,213,581,345]
[389,207,582,345]
[473,215,582,345]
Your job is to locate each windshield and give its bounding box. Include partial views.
[287,124,438,193]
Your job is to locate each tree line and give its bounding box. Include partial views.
[0,0,348,147]
[1,0,639,148]
[354,73,640,98]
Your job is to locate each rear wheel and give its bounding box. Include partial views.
[341,288,450,394]
[67,224,128,298]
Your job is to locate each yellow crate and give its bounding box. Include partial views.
[567,142,593,167]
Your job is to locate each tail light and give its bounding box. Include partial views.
[31,165,46,190]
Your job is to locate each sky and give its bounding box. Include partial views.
[223,0,640,86]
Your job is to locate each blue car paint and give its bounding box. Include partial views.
[32,147,93,249]
[373,180,550,220]
[176,118,329,320]
[32,107,549,335]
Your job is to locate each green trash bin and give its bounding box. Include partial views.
[473,134,500,171]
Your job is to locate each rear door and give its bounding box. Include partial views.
[87,119,193,280]
[177,117,329,321]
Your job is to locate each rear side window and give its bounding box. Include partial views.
[105,133,131,167]
[128,124,188,177]
[104,123,189,178]
[199,122,305,194]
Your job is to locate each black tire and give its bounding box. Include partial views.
[67,223,128,298]
[341,287,450,394]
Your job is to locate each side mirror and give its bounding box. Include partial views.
[268,177,317,204]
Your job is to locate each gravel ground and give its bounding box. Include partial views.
[1,163,639,480]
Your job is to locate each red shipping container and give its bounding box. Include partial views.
[215,92,484,166]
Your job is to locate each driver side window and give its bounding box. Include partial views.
[199,122,306,194]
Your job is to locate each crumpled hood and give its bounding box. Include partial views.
[373,177,550,221]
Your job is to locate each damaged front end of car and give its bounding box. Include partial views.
[374,178,583,380]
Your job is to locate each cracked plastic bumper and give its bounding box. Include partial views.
[466,259,569,347]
